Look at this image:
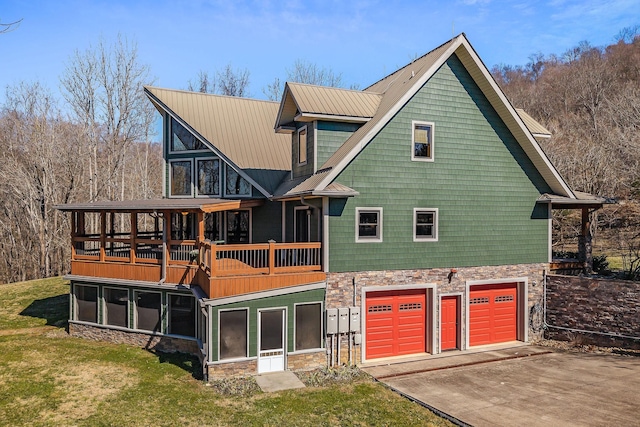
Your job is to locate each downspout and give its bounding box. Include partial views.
[159,211,167,284]
[300,196,319,241]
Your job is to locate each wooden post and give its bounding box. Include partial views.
[209,242,217,277]
[100,211,106,262]
[70,211,77,261]
[163,210,171,266]
[130,212,137,264]
[268,240,275,275]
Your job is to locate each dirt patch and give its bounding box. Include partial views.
[535,338,640,357]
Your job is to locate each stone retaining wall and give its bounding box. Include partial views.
[545,274,640,349]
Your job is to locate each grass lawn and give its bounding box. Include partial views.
[0,278,452,427]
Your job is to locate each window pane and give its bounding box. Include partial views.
[220,310,248,359]
[171,213,196,240]
[136,292,161,332]
[169,294,195,337]
[260,310,283,351]
[225,166,251,196]
[416,211,436,238]
[197,159,220,196]
[170,161,192,196]
[298,129,307,164]
[296,303,322,350]
[104,288,128,327]
[171,119,205,151]
[358,211,379,238]
[76,285,97,323]
[204,212,222,241]
[227,210,250,243]
[414,124,432,159]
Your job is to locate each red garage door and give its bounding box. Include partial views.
[469,283,517,346]
[365,289,426,359]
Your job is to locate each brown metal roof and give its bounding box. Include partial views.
[515,109,551,137]
[145,87,290,171]
[55,198,264,213]
[275,83,382,127]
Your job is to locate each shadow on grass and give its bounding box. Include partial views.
[148,349,204,380]
[20,294,69,327]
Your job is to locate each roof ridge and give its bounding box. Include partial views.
[363,33,464,92]
[144,85,280,105]
[286,81,381,95]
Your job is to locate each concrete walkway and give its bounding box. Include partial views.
[255,371,306,393]
[363,344,640,426]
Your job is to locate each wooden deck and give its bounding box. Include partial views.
[69,240,325,298]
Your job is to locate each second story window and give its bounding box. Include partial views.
[298,127,307,165]
[197,158,220,196]
[171,118,206,152]
[170,160,192,197]
[225,165,251,197]
[412,121,434,161]
[356,207,383,243]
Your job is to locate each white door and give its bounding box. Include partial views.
[258,309,286,373]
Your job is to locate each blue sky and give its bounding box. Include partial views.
[1,0,638,103]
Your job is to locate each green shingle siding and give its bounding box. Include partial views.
[251,201,282,242]
[328,55,551,272]
[209,288,325,361]
[316,122,360,166]
[292,123,315,178]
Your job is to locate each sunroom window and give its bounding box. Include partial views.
[295,303,322,351]
[75,284,98,323]
[168,294,195,337]
[104,287,128,327]
[135,291,162,332]
[219,309,248,360]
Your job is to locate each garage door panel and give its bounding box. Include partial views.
[469,283,517,346]
[366,290,427,359]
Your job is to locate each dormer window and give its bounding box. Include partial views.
[298,127,307,165]
[170,118,206,152]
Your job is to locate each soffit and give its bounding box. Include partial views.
[55,198,264,213]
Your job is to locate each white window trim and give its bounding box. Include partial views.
[223,164,252,198]
[195,156,222,198]
[293,301,324,352]
[356,207,383,243]
[224,209,252,244]
[167,292,197,338]
[411,120,435,162]
[297,126,308,166]
[413,208,439,242]
[74,283,99,323]
[218,308,250,361]
[168,117,210,154]
[102,286,129,328]
[168,158,194,198]
[133,289,163,333]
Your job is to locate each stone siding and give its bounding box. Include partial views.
[327,264,547,360]
[545,275,640,349]
[287,350,327,371]
[207,359,257,379]
[69,322,200,355]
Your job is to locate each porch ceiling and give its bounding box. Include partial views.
[54,198,264,213]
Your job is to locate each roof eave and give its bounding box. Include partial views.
[294,113,371,124]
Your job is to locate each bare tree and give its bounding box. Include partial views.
[0,18,22,34]
[216,64,250,97]
[263,59,346,101]
[60,35,157,204]
[187,70,216,94]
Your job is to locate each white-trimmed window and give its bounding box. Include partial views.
[219,309,249,360]
[104,287,129,328]
[135,291,162,332]
[356,207,383,242]
[297,126,307,165]
[224,164,251,197]
[168,293,196,337]
[75,284,98,323]
[412,121,434,161]
[295,302,323,351]
[196,157,221,197]
[169,159,193,197]
[414,208,438,241]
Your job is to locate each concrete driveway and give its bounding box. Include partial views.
[362,345,640,426]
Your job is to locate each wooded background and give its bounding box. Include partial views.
[1,30,639,284]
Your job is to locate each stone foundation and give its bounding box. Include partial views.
[327,263,547,356]
[69,322,200,355]
[545,274,640,349]
[287,350,327,371]
[206,359,258,379]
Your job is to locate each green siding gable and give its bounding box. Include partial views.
[328,54,552,273]
[316,122,360,166]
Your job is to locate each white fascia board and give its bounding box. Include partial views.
[144,89,273,198]
[313,37,463,192]
[456,37,575,199]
